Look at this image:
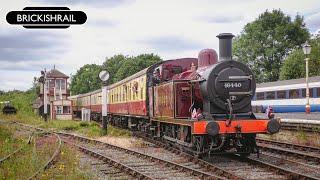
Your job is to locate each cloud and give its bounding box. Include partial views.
[142,36,204,52]
[31,0,134,8]
[0,70,38,91]
[305,12,320,33]
[0,60,54,71]
[0,31,67,62]
[204,15,244,23]
[86,19,117,27]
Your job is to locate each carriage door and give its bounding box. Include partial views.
[175,82,192,118]
[148,87,154,117]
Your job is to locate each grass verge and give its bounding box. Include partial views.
[0,123,92,179]
[0,113,131,138]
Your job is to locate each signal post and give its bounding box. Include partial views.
[99,70,110,135]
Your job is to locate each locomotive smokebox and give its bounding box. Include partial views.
[216,33,234,61]
[198,32,256,114]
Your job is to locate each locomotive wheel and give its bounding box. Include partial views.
[193,136,204,153]
[235,134,256,155]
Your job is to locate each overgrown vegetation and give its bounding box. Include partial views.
[0,124,23,158]
[0,90,131,179]
[0,124,91,179]
[38,145,93,180]
[0,89,36,117]
[0,89,130,138]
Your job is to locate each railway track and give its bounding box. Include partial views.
[0,121,34,164]
[0,134,32,164]
[28,132,62,180]
[5,121,320,179]
[255,138,320,178]
[219,138,320,180]
[78,150,136,179]
[58,132,227,180]
[257,138,320,163]
[0,121,62,179]
[280,123,320,132]
[133,132,320,180]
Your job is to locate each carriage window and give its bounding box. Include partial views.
[277,90,286,99]
[256,92,264,100]
[289,89,299,99]
[302,88,313,98]
[266,91,275,100]
[317,88,320,97]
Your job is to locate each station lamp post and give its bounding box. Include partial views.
[99,70,110,135]
[302,41,312,114]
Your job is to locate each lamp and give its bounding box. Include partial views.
[302,41,312,114]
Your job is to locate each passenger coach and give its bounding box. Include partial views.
[252,76,320,112]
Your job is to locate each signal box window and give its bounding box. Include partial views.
[256,92,264,100]
[266,91,275,100]
[49,79,55,89]
[56,106,62,114]
[277,90,286,99]
[289,89,299,99]
[56,79,65,90]
[63,106,70,114]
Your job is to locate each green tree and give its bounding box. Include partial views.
[102,53,162,83]
[70,64,102,95]
[102,55,127,84]
[70,53,162,95]
[114,54,162,82]
[280,37,320,80]
[233,9,309,82]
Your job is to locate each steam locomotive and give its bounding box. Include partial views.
[69,33,280,156]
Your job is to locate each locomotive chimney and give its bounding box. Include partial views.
[216,33,234,61]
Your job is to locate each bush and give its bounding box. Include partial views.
[79,122,89,127]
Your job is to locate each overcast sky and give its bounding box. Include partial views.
[1,0,319,91]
